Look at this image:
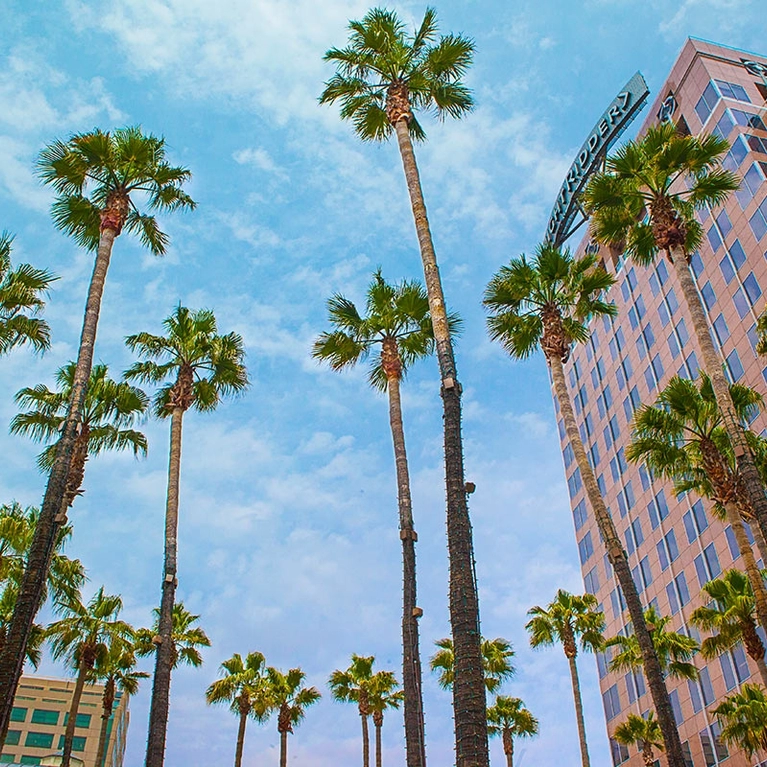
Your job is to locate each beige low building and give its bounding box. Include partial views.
[1,675,129,767]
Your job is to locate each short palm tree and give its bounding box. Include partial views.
[606,605,699,681]
[205,652,272,767]
[93,641,148,767]
[613,712,664,767]
[313,271,457,763]
[583,122,767,582]
[125,305,247,767]
[756,309,767,356]
[691,569,767,686]
[46,588,133,767]
[484,243,685,765]
[11,362,148,515]
[268,666,320,767]
[430,636,515,693]
[526,590,604,767]
[0,231,56,355]
[486,696,538,767]
[368,671,403,767]
[0,128,194,738]
[712,683,767,758]
[135,602,211,670]
[321,13,483,764]
[628,374,767,632]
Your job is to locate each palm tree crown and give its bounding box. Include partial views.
[0,232,56,355]
[320,7,474,142]
[125,306,248,417]
[37,126,196,253]
[712,684,767,757]
[486,695,538,738]
[430,636,515,693]
[526,590,604,657]
[269,666,321,732]
[206,651,272,721]
[613,712,664,767]
[136,603,210,669]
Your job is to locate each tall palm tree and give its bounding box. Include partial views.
[11,362,148,516]
[429,636,515,693]
[583,123,767,572]
[313,271,458,765]
[46,588,133,767]
[0,232,56,355]
[627,375,767,632]
[320,12,483,763]
[93,641,148,767]
[268,666,320,767]
[368,671,403,767]
[712,683,767,758]
[606,605,699,682]
[613,712,664,767]
[125,305,247,767]
[690,569,767,686]
[526,590,604,767]
[205,652,272,767]
[486,696,538,767]
[135,602,211,670]
[484,244,686,766]
[0,128,194,738]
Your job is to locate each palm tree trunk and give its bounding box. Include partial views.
[280,730,288,767]
[145,406,184,767]
[548,354,686,767]
[502,729,513,767]
[669,250,767,554]
[724,501,767,635]
[375,718,383,767]
[234,707,248,767]
[393,116,487,767]
[62,658,90,767]
[753,522,767,567]
[387,374,427,767]
[0,227,117,742]
[642,743,655,767]
[361,711,370,767]
[95,677,116,767]
[566,653,590,767]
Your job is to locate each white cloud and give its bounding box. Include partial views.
[233,146,288,180]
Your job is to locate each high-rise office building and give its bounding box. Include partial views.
[561,39,767,767]
[1,674,129,767]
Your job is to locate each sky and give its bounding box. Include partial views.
[0,1,765,766]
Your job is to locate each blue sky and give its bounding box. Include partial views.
[0,1,765,766]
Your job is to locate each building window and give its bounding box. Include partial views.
[744,272,762,304]
[603,683,621,721]
[57,735,86,752]
[578,531,594,564]
[584,566,599,594]
[707,224,722,252]
[30,710,58,725]
[24,732,54,749]
[712,313,730,345]
[684,500,709,542]
[716,79,751,103]
[666,581,680,615]
[610,738,629,766]
[726,349,745,382]
[695,81,720,124]
[568,468,582,500]
[639,556,653,588]
[5,732,20,746]
[676,572,691,606]
[669,689,683,725]
[737,162,766,208]
[701,281,716,311]
[749,197,767,241]
[10,708,27,722]
[732,108,767,130]
[573,499,588,530]
[722,135,749,170]
[688,678,703,713]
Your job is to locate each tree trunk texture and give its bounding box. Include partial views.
[375,716,383,767]
[723,501,767,637]
[669,251,767,560]
[393,117,487,767]
[549,355,686,767]
[145,407,184,767]
[234,707,248,767]
[0,228,116,744]
[642,743,655,767]
[95,676,116,767]
[387,374,427,767]
[502,728,513,767]
[62,658,90,767]
[280,730,288,767]
[361,709,370,767]
[566,652,591,767]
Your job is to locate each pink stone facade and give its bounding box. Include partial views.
[561,39,767,767]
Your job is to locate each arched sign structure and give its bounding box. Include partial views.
[545,72,650,248]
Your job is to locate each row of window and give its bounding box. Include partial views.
[695,79,752,125]
[10,708,91,727]
[4,730,87,750]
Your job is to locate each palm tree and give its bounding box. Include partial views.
[46,588,133,767]
[484,244,686,766]
[627,374,767,632]
[486,696,538,767]
[429,636,515,693]
[613,712,664,767]
[756,309,767,356]
[526,590,604,767]
[93,641,148,767]
[125,305,247,767]
[368,670,403,767]
[712,683,767,758]
[0,231,56,355]
[0,128,194,737]
[320,12,483,763]
[11,362,148,516]
[268,666,320,767]
[313,271,458,764]
[205,652,272,767]
[690,569,767,686]
[0,503,84,666]
[606,605,699,682]
[135,602,211,670]
[583,123,767,580]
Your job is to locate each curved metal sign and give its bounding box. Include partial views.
[545,72,650,248]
